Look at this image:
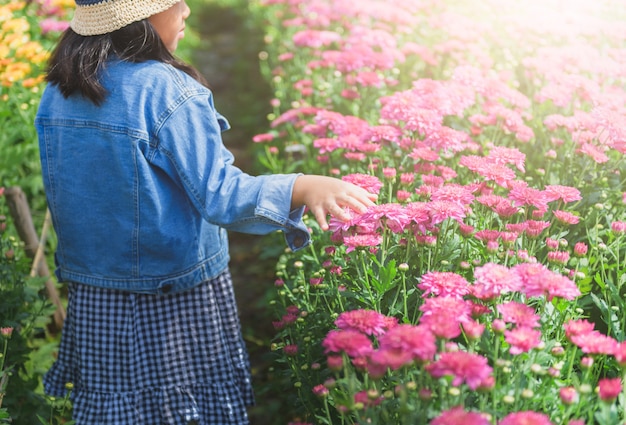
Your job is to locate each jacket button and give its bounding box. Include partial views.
[293,236,304,248]
[161,284,173,293]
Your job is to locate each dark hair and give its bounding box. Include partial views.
[46,20,208,105]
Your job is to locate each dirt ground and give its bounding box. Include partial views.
[192,5,288,424]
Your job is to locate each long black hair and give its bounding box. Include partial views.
[46,20,208,105]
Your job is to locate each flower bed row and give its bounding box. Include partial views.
[252,0,626,424]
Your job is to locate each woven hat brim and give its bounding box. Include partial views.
[70,0,182,36]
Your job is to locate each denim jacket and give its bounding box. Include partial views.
[35,59,310,294]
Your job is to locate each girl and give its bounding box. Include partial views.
[35,1,376,424]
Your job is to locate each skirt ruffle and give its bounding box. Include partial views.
[44,270,254,425]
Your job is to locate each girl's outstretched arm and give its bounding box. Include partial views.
[291,175,378,231]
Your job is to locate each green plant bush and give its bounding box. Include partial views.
[252,1,626,424]
[0,188,63,424]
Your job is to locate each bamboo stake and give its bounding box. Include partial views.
[4,187,65,331]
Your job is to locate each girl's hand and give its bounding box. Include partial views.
[291,175,378,231]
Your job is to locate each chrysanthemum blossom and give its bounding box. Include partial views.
[430,184,475,206]
[515,263,580,301]
[430,406,490,425]
[523,220,551,238]
[598,377,622,402]
[504,327,542,355]
[342,173,383,194]
[553,210,580,225]
[613,342,626,367]
[544,185,582,203]
[612,221,626,234]
[499,411,553,425]
[425,351,493,390]
[508,185,550,212]
[472,263,522,300]
[428,200,466,225]
[343,233,383,253]
[322,329,373,358]
[559,386,578,405]
[487,146,526,173]
[497,301,540,328]
[335,309,397,336]
[569,331,617,355]
[574,242,588,256]
[418,271,470,299]
[358,203,410,233]
[564,319,596,340]
[420,297,473,339]
[292,29,342,48]
[374,324,437,367]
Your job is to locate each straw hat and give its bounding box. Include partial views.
[71,0,181,36]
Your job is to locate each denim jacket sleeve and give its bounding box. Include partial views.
[149,89,311,251]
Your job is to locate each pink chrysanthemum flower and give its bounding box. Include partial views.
[476,194,505,209]
[505,222,528,234]
[335,309,397,336]
[553,210,580,225]
[564,319,596,339]
[292,29,342,48]
[459,156,516,187]
[499,411,553,425]
[431,406,490,425]
[508,184,550,212]
[613,342,626,366]
[487,146,526,173]
[544,185,582,203]
[342,173,383,194]
[271,106,321,128]
[430,184,475,206]
[472,263,522,300]
[404,202,431,233]
[422,174,445,187]
[425,351,493,390]
[367,125,403,143]
[505,327,542,355]
[420,297,473,339]
[523,220,551,238]
[577,142,609,163]
[474,229,501,242]
[322,329,373,358]
[497,301,540,328]
[612,221,626,234]
[428,200,466,225]
[515,263,580,301]
[400,172,416,185]
[569,331,617,356]
[573,242,588,257]
[373,324,437,368]
[418,271,470,299]
[358,203,410,233]
[598,378,622,402]
[343,233,383,253]
[462,320,485,341]
[494,200,519,218]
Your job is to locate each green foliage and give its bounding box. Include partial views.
[0,192,60,424]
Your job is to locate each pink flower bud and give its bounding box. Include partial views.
[559,386,578,405]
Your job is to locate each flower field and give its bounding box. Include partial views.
[2,0,626,424]
[254,0,626,424]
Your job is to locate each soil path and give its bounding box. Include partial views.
[192,5,286,424]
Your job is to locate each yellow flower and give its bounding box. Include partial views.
[2,33,29,50]
[2,17,29,34]
[14,40,43,60]
[6,2,27,12]
[0,61,31,86]
[52,0,74,9]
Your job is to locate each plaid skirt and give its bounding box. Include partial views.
[44,270,255,425]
